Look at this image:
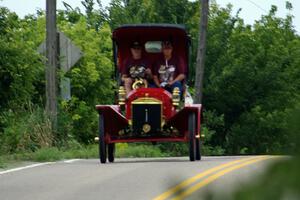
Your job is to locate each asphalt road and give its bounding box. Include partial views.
[0,156,279,200]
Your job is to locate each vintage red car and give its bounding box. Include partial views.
[96,24,202,163]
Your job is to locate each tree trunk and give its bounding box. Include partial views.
[194,0,209,104]
[46,0,58,131]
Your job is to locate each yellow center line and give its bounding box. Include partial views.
[152,156,267,200]
[171,156,274,200]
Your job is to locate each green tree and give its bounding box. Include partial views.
[0,7,44,111]
[203,5,300,154]
[58,16,114,143]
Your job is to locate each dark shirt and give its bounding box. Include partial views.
[153,56,186,83]
[122,58,150,79]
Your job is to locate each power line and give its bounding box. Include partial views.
[244,0,268,13]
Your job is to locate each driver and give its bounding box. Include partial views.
[121,41,152,94]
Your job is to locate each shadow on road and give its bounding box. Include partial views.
[67,158,203,165]
[108,158,192,164]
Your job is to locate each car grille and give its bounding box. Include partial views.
[132,98,162,135]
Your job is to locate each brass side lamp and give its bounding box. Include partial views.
[172,87,180,106]
[118,86,126,106]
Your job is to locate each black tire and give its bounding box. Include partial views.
[196,138,201,160]
[99,114,107,164]
[188,113,196,161]
[108,143,115,163]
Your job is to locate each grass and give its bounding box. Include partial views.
[0,157,6,168]
[0,142,225,169]
[0,145,98,169]
[0,143,166,168]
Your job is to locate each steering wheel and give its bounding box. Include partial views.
[132,78,148,89]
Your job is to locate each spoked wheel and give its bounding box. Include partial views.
[188,113,196,161]
[108,143,115,163]
[195,137,201,160]
[99,114,107,164]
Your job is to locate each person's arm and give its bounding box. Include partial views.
[121,74,129,82]
[168,74,185,85]
[121,58,130,81]
[153,75,161,87]
[122,74,133,86]
[152,62,161,87]
[122,74,133,94]
[168,57,186,85]
[145,68,153,79]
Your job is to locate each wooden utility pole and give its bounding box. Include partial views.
[46,0,58,130]
[194,0,209,104]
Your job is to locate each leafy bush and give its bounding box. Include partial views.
[0,156,5,168]
[227,106,291,154]
[201,145,225,156]
[116,143,166,158]
[0,106,53,154]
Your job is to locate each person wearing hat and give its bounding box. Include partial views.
[121,41,152,94]
[153,40,186,95]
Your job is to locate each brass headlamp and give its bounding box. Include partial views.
[172,87,180,106]
[118,86,126,105]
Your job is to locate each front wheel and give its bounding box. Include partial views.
[188,113,196,161]
[99,114,107,164]
[108,143,115,162]
[196,138,201,160]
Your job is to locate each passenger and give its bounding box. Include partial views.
[153,40,186,95]
[121,41,152,94]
